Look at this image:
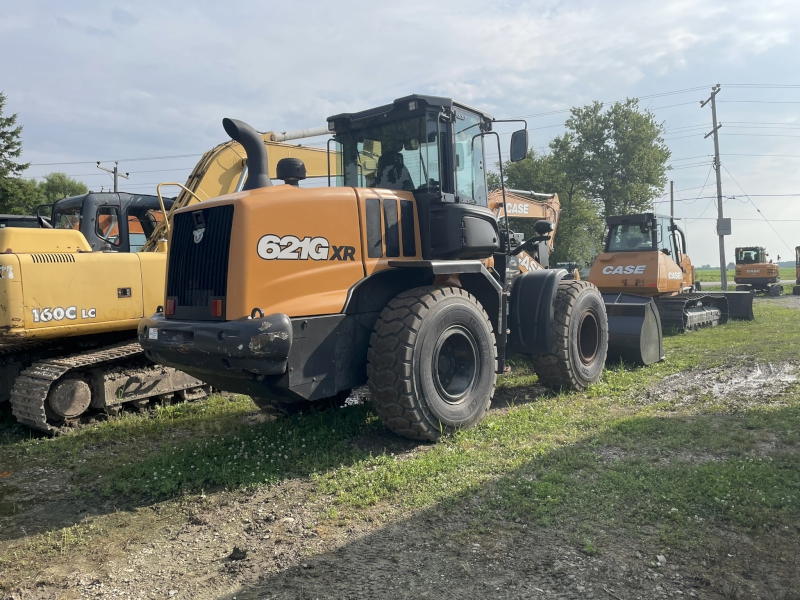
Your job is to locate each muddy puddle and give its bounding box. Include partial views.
[638,361,798,408]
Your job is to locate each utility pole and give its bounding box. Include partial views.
[701,84,727,289]
[96,161,129,193]
[670,180,674,219]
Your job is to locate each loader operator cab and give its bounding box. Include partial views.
[329,95,527,261]
[50,192,172,252]
[605,213,687,260]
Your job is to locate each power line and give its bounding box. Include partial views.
[721,163,794,254]
[718,100,800,104]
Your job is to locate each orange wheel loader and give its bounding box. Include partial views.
[140,94,611,441]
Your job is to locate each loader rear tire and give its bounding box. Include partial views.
[530,280,608,391]
[367,286,496,442]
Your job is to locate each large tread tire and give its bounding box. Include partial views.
[367,286,496,442]
[530,280,608,391]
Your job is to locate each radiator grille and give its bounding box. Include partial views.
[31,253,76,263]
[166,205,234,314]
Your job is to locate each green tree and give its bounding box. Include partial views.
[558,99,670,219]
[0,92,28,179]
[500,149,603,265]
[36,172,87,202]
[0,92,42,214]
[0,177,43,214]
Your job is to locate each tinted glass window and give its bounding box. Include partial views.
[54,207,81,230]
[454,110,487,206]
[96,206,121,246]
[607,224,655,252]
[336,114,441,194]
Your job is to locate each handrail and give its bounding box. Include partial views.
[156,182,204,233]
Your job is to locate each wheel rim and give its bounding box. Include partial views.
[433,325,479,404]
[577,310,600,366]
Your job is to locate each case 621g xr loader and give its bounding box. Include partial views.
[140,95,610,441]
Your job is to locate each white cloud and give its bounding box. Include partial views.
[3,0,800,262]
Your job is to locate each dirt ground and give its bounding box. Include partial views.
[2,317,800,599]
[3,391,800,599]
[5,473,798,600]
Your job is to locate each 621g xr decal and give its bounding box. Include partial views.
[257,235,355,261]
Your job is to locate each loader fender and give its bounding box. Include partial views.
[507,269,566,355]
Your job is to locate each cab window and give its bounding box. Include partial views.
[454,110,487,206]
[607,224,655,252]
[96,207,121,246]
[127,208,164,252]
[53,207,81,230]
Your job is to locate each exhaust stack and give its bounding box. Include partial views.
[222,118,272,191]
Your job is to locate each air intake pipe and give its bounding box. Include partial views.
[222,118,272,191]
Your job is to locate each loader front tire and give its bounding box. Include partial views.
[530,280,607,391]
[367,286,496,442]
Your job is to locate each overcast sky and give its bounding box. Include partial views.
[3,0,800,265]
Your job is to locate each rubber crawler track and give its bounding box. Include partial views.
[367,286,496,441]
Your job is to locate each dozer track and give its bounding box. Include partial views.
[655,294,728,332]
[10,342,208,433]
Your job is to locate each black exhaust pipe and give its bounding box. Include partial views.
[222,118,272,191]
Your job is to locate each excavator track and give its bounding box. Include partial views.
[9,342,202,434]
[655,294,728,333]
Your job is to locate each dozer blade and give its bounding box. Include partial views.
[718,290,755,320]
[602,293,664,366]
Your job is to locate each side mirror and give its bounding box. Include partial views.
[509,129,528,162]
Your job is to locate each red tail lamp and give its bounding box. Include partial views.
[211,299,223,317]
[166,299,175,315]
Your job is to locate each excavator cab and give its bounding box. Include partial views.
[794,247,800,295]
[50,193,171,252]
[733,246,781,293]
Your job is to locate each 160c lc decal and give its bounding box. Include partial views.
[31,306,97,323]
[257,235,355,261]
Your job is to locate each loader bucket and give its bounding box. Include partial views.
[720,290,755,320]
[602,293,664,366]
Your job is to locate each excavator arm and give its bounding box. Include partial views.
[142,135,336,251]
[487,188,562,273]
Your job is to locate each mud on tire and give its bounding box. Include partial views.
[367,286,496,441]
[530,280,608,391]
[251,389,351,417]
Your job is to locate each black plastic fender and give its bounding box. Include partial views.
[507,269,567,355]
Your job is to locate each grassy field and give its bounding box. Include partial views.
[1,299,799,597]
[695,267,796,282]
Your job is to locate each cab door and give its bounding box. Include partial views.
[671,226,694,289]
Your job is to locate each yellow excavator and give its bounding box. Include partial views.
[140,95,612,441]
[2,132,335,432]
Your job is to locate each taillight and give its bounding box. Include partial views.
[211,299,223,317]
[166,299,175,315]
